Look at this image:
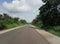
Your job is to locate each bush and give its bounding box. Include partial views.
[0,13,27,30]
[0,24,6,30]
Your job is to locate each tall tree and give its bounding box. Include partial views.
[32,0,60,26]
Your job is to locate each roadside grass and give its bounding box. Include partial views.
[47,26,60,37]
[48,29,60,37]
[33,24,60,37]
[3,23,26,30]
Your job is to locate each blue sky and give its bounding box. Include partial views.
[0,0,44,22]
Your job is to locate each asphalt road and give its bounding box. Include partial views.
[0,25,50,44]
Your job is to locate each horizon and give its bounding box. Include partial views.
[0,0,44,22]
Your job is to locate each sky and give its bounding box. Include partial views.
[0,0,44,22]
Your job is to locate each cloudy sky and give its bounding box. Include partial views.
[0,0,44,22]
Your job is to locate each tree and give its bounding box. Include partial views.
[32,0,60,27]
[20,20,27,24]
[0,13,27,30]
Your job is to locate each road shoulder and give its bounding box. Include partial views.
[31,25,60,44]
[0,24,27,34]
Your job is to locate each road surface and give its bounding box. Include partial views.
[0,25,50,44]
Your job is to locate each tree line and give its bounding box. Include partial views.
[32,0,60,29]
[0,13,27,30]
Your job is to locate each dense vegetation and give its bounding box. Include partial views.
[0,13,27,30]
[32,0,60,36]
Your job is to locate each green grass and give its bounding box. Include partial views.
[47,26,60,37]
[5,23,26,29]
[48,30,60,37]
[33,24,60,37]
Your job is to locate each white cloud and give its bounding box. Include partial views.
[0,6,8,14]
[2,0,44,22]
[3,0,31,12]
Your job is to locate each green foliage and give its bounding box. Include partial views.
[20,20,27,24]
[42,0,60,5]
[32,0,60,36]
[47,26,60,36]
[32,0,60,26]
[39,1,60,26]
[0,13,27,30]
